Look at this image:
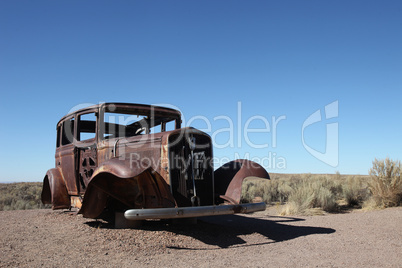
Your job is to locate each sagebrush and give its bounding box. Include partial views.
[242,173,369,215]
[366,158,402,208]
[242,158,402,215]
[0,182,49,211]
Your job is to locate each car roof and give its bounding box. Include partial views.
[57,102,181,125]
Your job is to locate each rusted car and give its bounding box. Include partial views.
[41,103,269,224]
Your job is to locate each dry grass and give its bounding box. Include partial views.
[0,182,49,211]
[342,176,370,207]
[275,175,339,215]
[365,158,402,209]
[242,173,370,215]
[242,158,402,215]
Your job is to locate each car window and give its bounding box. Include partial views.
[164,120,176,132]
[61,117,75,145]
[103,112,149,139]
[78,112,97,141]
[56,125,61,147]
[102,106,180,139]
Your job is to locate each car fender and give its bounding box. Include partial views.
[41,168,70,209]
[78,159,176,219]
[214,159,270,204]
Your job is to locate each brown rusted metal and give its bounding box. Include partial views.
[214,159,270,204]
[42,103,269,222]
[41,168,70,209]
[78,168,176,218]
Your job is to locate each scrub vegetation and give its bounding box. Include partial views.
[0,182,49,211]
[242,158,402,215]
[367,158,402,208]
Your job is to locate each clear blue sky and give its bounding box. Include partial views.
[1,0,401,182]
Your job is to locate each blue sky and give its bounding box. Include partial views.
[0,0,401,182]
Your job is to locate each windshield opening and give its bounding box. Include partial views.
[101,106,179,139]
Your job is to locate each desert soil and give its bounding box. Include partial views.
[0,207,401,267]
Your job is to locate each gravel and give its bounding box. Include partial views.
[0,207,401,267]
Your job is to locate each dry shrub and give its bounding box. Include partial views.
[0,182,49,211]
[342,176,369,207]
[243,175,341,215]
[280,176,338,215]
[241,176,292,205]
[280,181,315,215]
[240,161,401,215]
[365,158,402,208]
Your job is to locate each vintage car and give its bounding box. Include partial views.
[41,103,270,225]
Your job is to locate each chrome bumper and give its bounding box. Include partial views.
[124,202,266,220]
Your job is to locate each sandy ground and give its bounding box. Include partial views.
[0,207,401,267]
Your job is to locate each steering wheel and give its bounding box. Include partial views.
[135,127,146,135]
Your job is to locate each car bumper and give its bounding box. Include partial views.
[124,202,266,220]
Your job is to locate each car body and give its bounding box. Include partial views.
[41,103,269,223]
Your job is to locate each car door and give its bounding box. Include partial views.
[57,115,78,195]
[75,111,98,194]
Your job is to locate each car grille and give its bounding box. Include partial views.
[168,131,214,207]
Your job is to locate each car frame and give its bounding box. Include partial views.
[42,103,270,224]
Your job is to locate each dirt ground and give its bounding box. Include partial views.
[0,206,401,267]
